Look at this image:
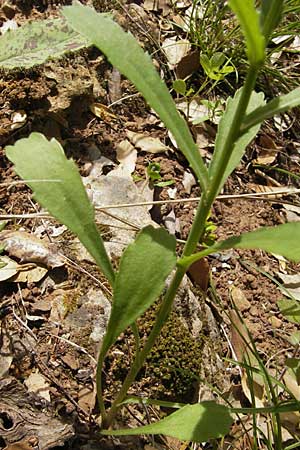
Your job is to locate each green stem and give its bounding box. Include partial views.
[207,65,259,203]
[101,64,260,429]
[103,265,186,428]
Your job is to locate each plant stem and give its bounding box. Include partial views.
[102,65,260,428]
[207,65,259,204]
[103,264,186,428]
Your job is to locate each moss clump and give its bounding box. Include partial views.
[106,302,203,403]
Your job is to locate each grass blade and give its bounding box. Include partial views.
[5,132,115,285]
[62,1,208,190]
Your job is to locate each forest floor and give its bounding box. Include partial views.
[0,1,300,449]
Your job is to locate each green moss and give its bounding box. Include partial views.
[106,302,203,403]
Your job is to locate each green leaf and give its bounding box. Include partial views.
[101,225,176,355]
[288,331,300,346]
[0,18,90,69]
[173,79,186,96]
[260,0,283,41]
[228,0,265,66]
[179,223,300,268]
[241,86,300,133]
[102,402,233,442]
[210,52,226,70]
[278,299,300,324]
[285,358,300,384]
[5,132,114,285]
[200,54,211,75]
[63,1,208,190]
[209,89,265,194]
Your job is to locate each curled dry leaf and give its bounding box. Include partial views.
[0,231,64,269]
[162,36,191,69]
[126,130,170,154]
[112,139,137,178]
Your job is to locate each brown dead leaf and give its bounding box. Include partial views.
[90,102,117,123]
[12,264,48,283]
[24,370,50,402]
[187,258,209,292]
[256,134,278,164]
[78,383,96,414]
[4,437,39,450]
[176,49,200,79]
[126,130,170,153]
[229,310,265,407]
[0,231,64,269]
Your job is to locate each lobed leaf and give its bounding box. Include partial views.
[102,402,233,442]
[5,133,114,285]
[101,225,176,355]
[0,18,90,69]
[228,0,265,66]
[62,1,208,190]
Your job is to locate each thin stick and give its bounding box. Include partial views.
[0,188,299,220]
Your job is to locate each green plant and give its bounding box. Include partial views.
[147,162,175,187]
[3,0,300,444]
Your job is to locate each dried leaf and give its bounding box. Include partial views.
[112,139,137,177]
[229,310,265,407]
[162,37,190,69]
[126,130,170,154]
[78,383,97,413]
[182,170,196,194]
[24,370,51,402]
[0,231,64,269]
[0,255,19,281]
[12,264,48,283]
[90,102,117,122]
[278,272,300,301]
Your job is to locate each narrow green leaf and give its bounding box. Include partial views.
[101,402,233,442]
[0,18,90,69]
[228,0,265,66]
[101,225,176,355]
[5,132,114,285]
[179,223,300,268]
[62,1,208,190]
[260,0,283,41]
[278,299,300,324]
[241,86,300,133]
[209,89,265,194]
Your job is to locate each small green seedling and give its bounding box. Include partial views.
[3,0,300,445]
[147,162,175,187]
[200,51,235,81]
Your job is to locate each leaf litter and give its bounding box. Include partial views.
[1,0,300,449]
